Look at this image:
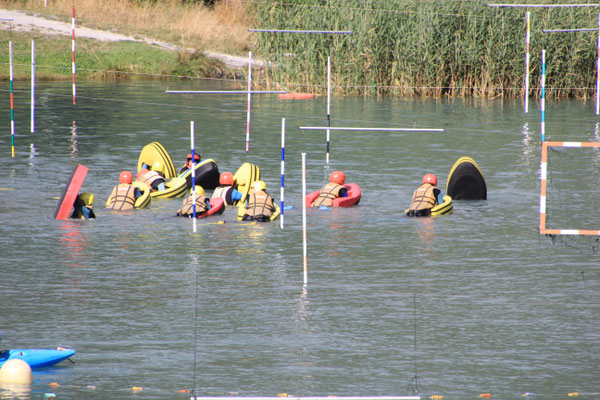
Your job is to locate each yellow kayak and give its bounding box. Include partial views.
[150,177,188,199]
[137,142,177,179]
[233,162,260,205]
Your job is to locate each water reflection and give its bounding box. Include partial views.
[0,383,31,400]
[414,217,438,258]
[519,122,536,168]
[70,120,78,156]
[59,220,90,266]
[28,143,38,170]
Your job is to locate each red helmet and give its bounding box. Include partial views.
[219,172,234,186]
[136,169,150,181]
[330,171,346,185]
[186,153,200,162]
[422,173,437,186]
[119,170,133,184]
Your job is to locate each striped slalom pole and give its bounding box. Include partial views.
[72,6,76,105]
[525,12,531,113]
[31,39,35,133]
[301,152,308,287]
[191,121,197,232]
[249,29,352,34]
[540,141,600,235]
[9,41,15,158]
[539,141,548,234]
[299,126,444,132]
[541,50,546,142]
[326,56,331,164]
[489,3,600,8]
[245,51,252,154]
[280,118,285,230]
[597,13,600,115]
[165,90,285,94]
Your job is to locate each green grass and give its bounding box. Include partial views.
[0,30,236,81]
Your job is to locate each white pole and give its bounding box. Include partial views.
[302,152,308,287]
[31,39,35,133]
[525,12,530,113]
[245,51,252,154]
[71,6,76,105]
[191,121,197,233]
[10,41,15,158]
[596,13,600,115]
[326,56,331,164]
[280,118,285,229]
[541,50,546,142]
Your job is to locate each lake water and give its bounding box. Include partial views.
[0,80,598,400]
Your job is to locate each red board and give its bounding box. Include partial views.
[198,197,225,218]
[54,164,89,220]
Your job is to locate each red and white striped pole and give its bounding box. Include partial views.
[596,13,600,115]
[524,11,531,113]
[72,5,76,105]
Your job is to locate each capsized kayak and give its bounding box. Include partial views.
[0,348,76,369]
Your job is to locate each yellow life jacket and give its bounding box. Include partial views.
[106,184,137,210]
[408,184,438,213]
[244,190,275,218]
[138,170,164,191]
[312,182,344,207]
[178,195,209,216]
[211,186,235,205]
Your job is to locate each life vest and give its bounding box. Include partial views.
[244,190,275,219]
[138,170,165,191]
[407,184,438,215]
[106,184,137,210]
[178,195,209,216]
[312,182,344,207]
[211,186,235,205]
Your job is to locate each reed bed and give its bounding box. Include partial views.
[252,0,600,97]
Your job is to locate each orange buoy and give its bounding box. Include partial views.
[279,92,317,100]
[478,394,492,398]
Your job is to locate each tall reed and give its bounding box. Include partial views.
[252,0,600,97]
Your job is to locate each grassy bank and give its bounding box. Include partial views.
[252,0,600,98]
[0,29,238,81]
[0,0,251,55]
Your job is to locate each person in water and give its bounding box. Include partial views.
[406,173,444,217]
[311,170,348,207]
[106,171,142,210]
[211,172,243,206]
[137,161,166,192]
[178,153,201,175]
[177,186,211,217]
[71,192,95,219]
[242,180,276,222]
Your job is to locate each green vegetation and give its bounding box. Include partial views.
[252,0,600,98]
[0,30,236,81]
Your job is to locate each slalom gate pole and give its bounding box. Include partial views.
[541,50,546,142]
[31,39,35,133]
[302,152,308,286]
[72,6,76,105]
[280,118,285,230]
[597,13,600,115]
[326,56,331,164]
[245,52,252,154]
[191,121,197,232]
[525,12,530,113]
[9,41,15,158]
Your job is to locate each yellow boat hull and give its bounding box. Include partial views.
[137,142,177,179]
[233,162,260,205]
[150,177,188,199]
